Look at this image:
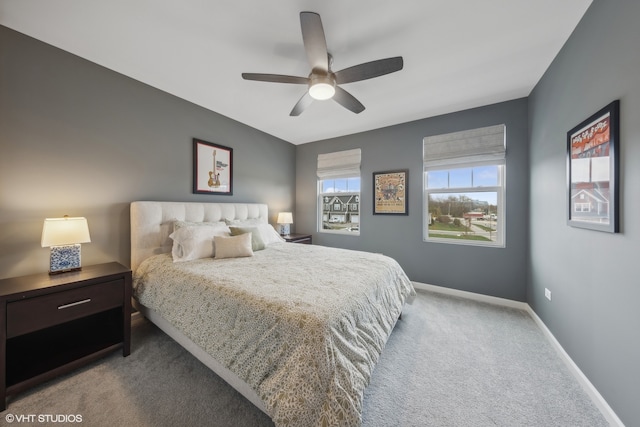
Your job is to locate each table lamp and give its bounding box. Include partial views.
[41,216,91,274]
[277,212,293,236]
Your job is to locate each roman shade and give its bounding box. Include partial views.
[317,148,361,179]
[423,124,506,169]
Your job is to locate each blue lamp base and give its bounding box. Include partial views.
[50,244,82,274]
[279,224,291,236]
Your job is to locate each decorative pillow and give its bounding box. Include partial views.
[169,225,230,262]
[214,233,254,259]
[229,226,266,251]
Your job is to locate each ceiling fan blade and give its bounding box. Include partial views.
[300,12,329,73]
[290,92,314,116]
[242,73,309,84]
[333,86,365,114]
[334,57,404,84]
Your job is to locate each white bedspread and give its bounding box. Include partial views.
[133,242,415,427]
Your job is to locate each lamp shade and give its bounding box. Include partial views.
[41,217,91,247]
[277,212,293,224]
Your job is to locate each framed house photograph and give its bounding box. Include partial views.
[567,100,619,232]
[373,169,408,215]
[193,138,233,195]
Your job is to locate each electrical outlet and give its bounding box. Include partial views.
[545,288,552,301]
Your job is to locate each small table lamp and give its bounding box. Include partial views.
[277,212,293,236]
[41,216,91,274]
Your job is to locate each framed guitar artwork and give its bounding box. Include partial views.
[193,138,233,195]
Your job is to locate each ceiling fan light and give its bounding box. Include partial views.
[309,83,335,100]
[308,75,336,100]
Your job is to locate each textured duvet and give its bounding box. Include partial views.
[133,243,415,427]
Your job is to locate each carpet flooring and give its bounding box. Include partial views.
[2,289,609,426]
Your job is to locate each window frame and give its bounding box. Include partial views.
[317,178,361,236]
[423,162,505,247]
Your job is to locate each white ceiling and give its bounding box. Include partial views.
[0,1,592,145]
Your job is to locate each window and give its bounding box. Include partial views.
[575,202,591,212]
[423,125,506,247]
[317,149,361,235]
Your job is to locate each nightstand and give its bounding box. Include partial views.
[0,262,131,410]
[283,233,312,244]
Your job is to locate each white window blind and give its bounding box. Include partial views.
[423,124,506,169]
[317,148,361,179]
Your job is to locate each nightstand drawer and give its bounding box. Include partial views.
[6,280,123,338]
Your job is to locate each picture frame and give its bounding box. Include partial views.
[193,138,233,195]
[373,169,409,215]
[567,100,619,232]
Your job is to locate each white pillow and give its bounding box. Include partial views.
[169,224,230,262]
[223,218,264,227]
[214,233,254,259]
[173,220,225,232]
[256,223,285,245]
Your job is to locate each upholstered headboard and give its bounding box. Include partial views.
[130,201,269,272]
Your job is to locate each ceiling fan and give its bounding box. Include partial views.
[242,11,404,116]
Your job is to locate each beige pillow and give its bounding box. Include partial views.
[214,233,254,259]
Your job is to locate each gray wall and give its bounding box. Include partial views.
[296,99,529,301]
[528,1,640,425]
[0,26,296,279]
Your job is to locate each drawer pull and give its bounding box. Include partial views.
[58,298,91,310]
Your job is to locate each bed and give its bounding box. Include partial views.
[130,201,415,427]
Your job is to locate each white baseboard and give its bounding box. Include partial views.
[412,281,529,310]
[525,307,624,427]
[411,281,624,427]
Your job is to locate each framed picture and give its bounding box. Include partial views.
[373,169,408,215]
[193,138,233,195]
[567,100,619,232]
